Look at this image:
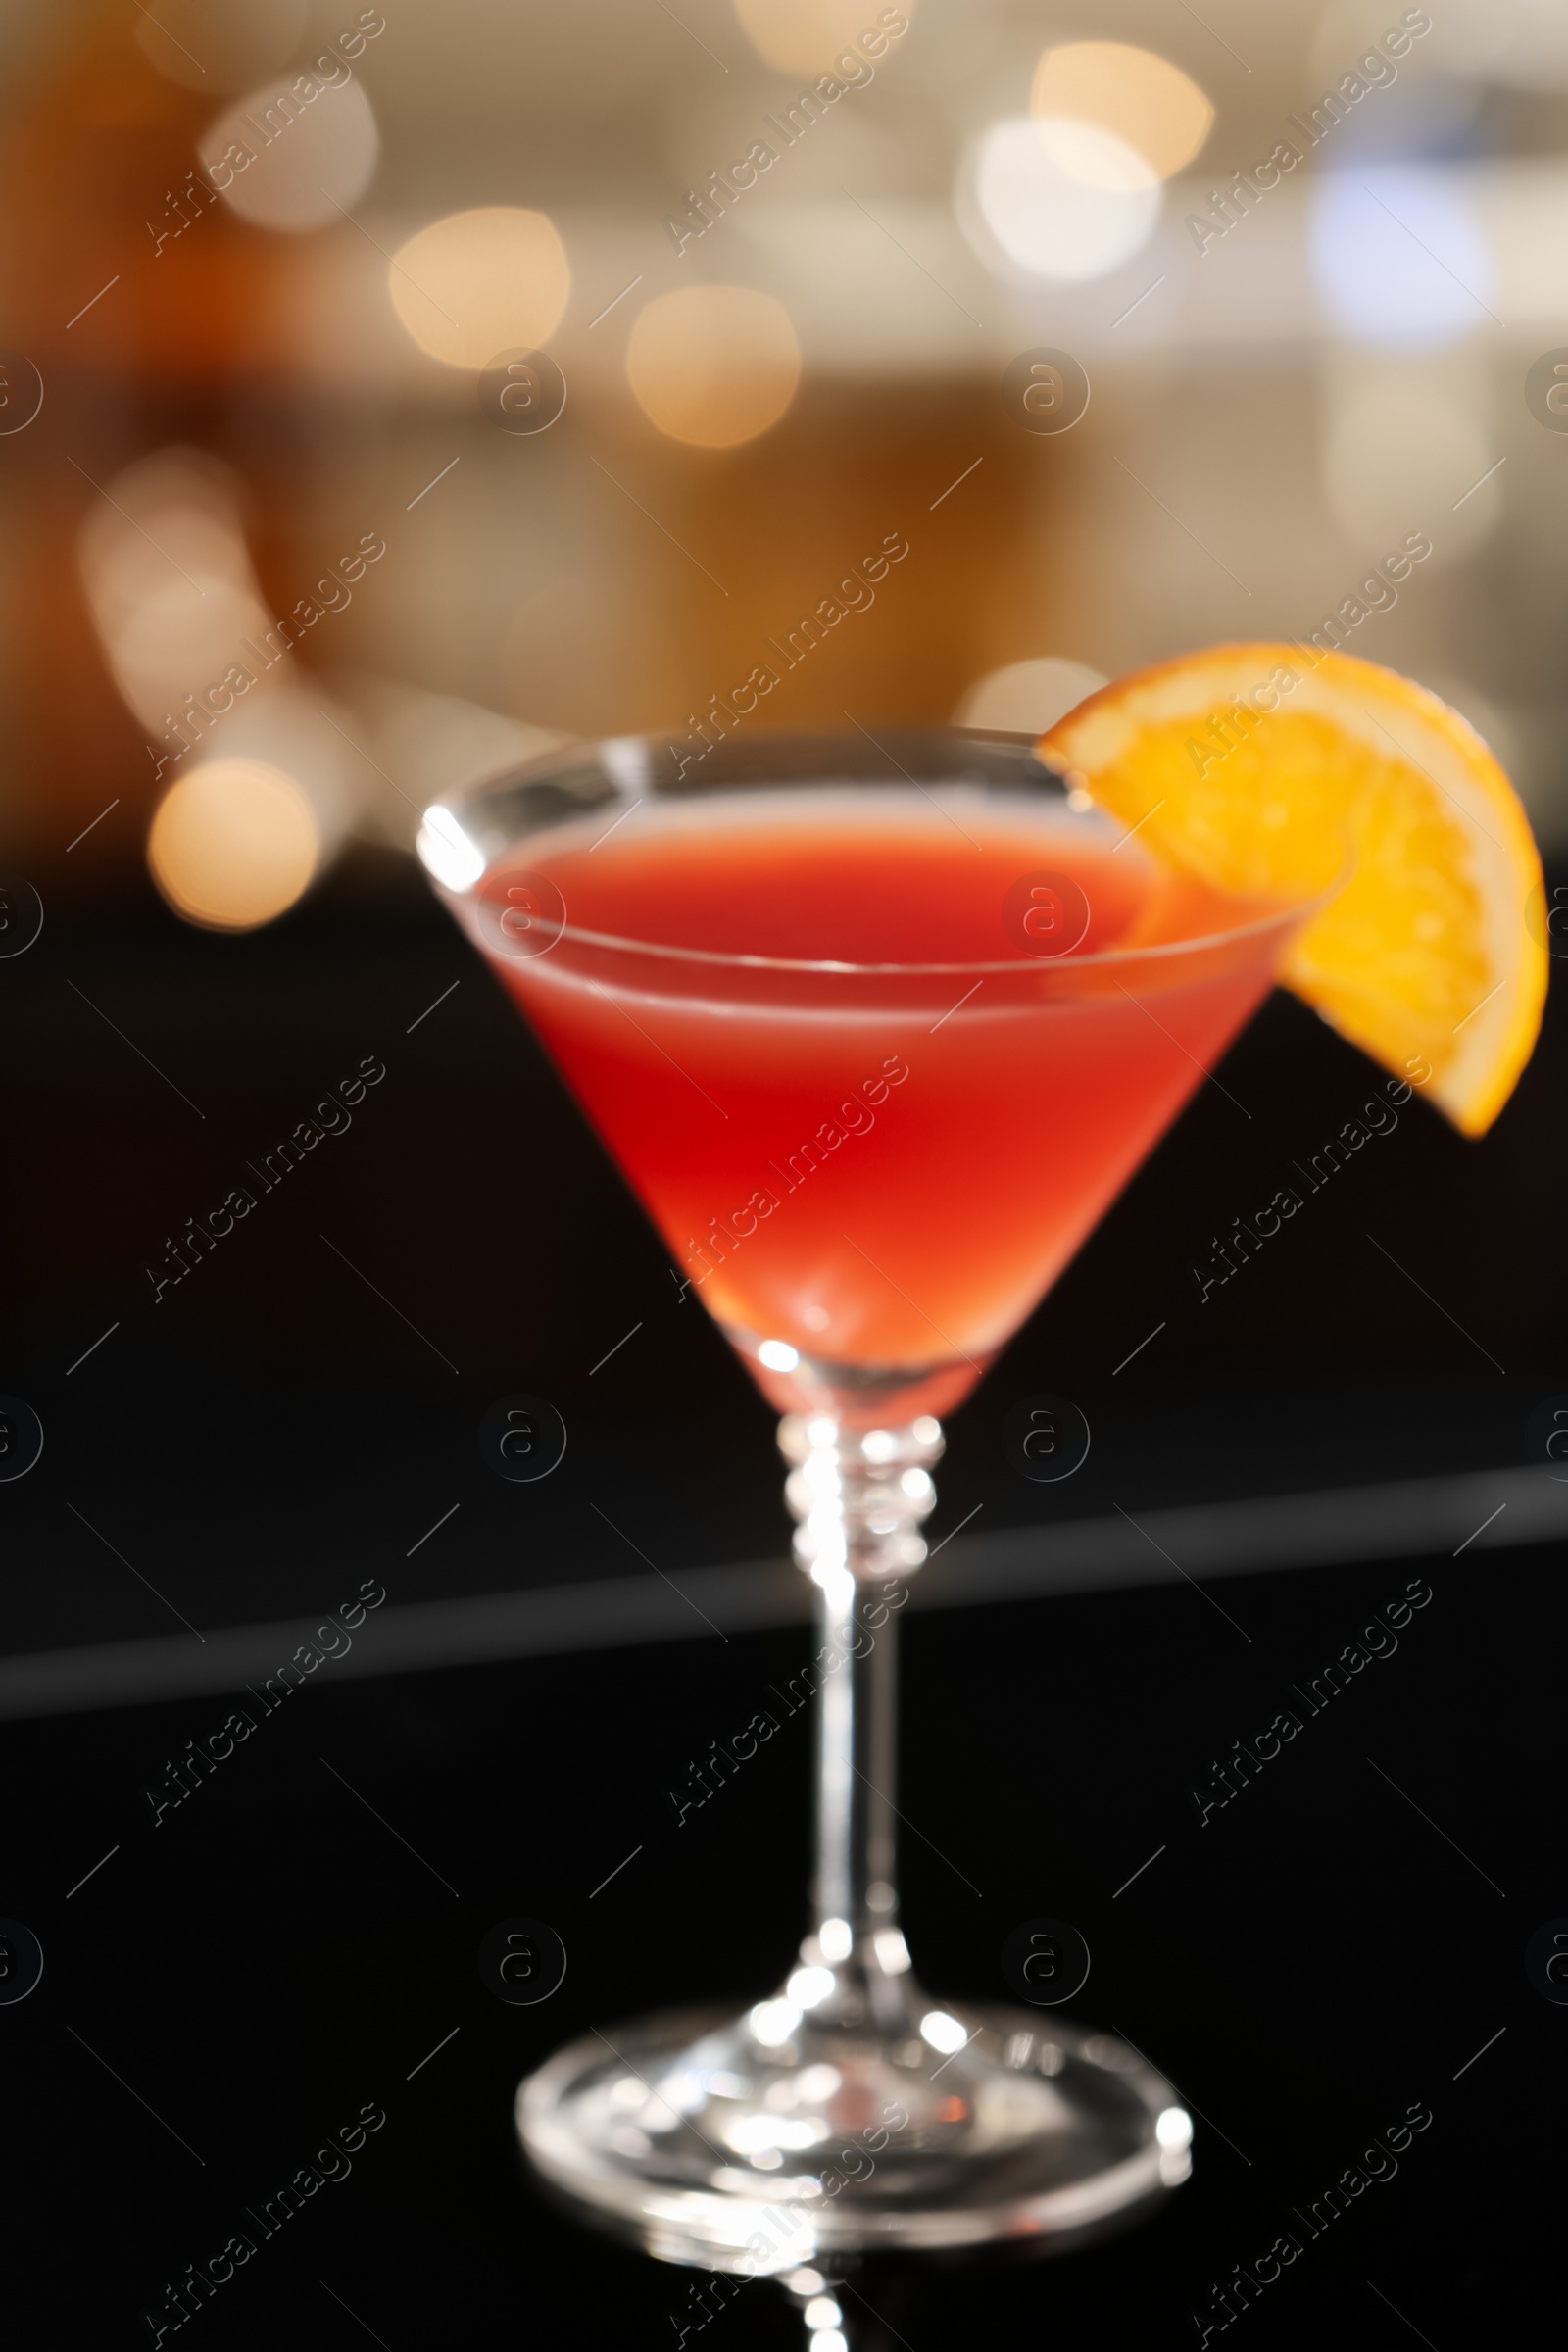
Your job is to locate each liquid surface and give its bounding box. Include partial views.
[506,791,1254,964]
[472,794,1292,1423]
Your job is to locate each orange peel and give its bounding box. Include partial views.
[1042,642,1545,1134]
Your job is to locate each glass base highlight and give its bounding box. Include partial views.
[516,1958,1191,2268]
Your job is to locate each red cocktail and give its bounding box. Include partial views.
[417,730,1321,2272]
[460,784,1285,1424]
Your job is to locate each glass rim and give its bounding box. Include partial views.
[418,726,1348,978]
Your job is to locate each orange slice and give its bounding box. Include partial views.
[1042,642,1545,1136]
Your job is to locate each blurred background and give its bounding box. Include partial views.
[5,0,1568,898]
[3,4,1563,2345]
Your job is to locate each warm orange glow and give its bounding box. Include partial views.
[625,286,801,449]
[148,760,318,931]
[388,208,570,370]
[731,0,915,77]
[1031,42,1213,189]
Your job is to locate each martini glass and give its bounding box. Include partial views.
[416,729,1330,2274]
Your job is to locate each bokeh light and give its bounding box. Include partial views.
[956,658,1108,734]
[204,78,379,234]
[625,286,801,448]
[77,450,270,733]
[1031,43,1213,189]
[388,208,570,370]
[962,119,1161,283]
[1029,118,1159,198]
[1310,169,1495,350]
[148,759,319,931]
[731,0,915,77]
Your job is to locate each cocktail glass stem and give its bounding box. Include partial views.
[778,1413,943,2028]
[518,1396,1190,2260]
